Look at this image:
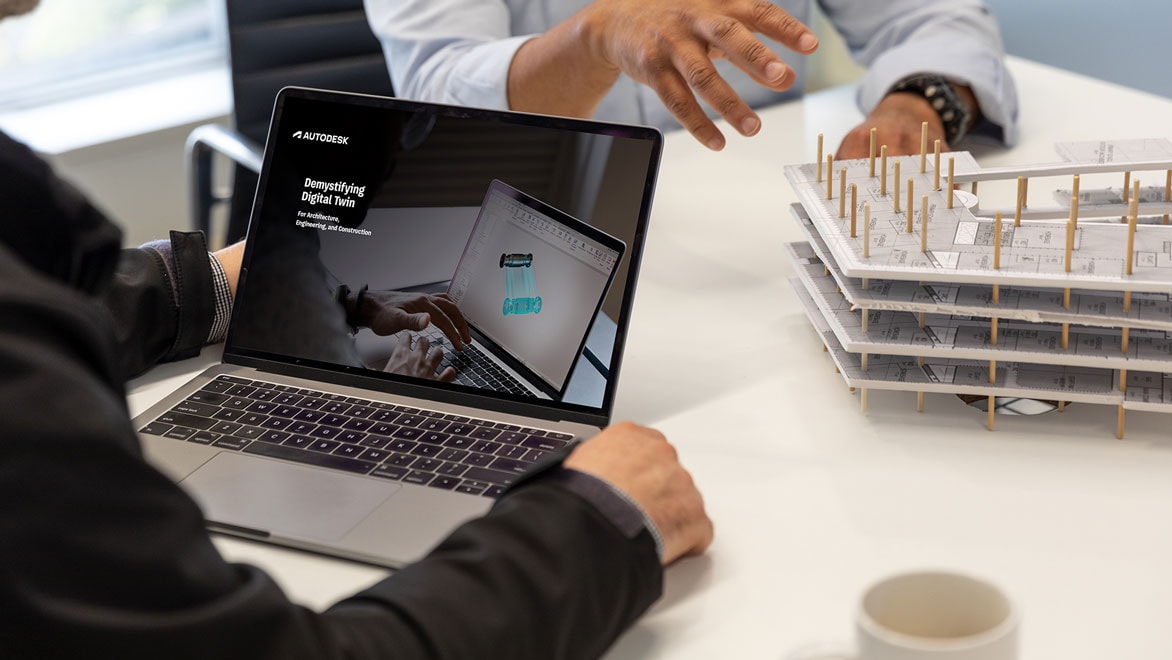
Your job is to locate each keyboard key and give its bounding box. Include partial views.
[371,465,408,481]
[403,471,435,485]
[139,422,172,436]
[462,453,494,467]
[412,458,442,472]
[520,435,568,451]
[359,435,391,449]
[283,435,313,449]
[333,444,365,459]
[213,436,250,451]
[209,421,240,434]
[386,452,416,467]
[461,466,516,485]
[470,427,501,441]
[359,448,391,463]
[243,441,376,475]
[173,401,221,417]
[429,476,461,490]
[190,431,219,445]
[157,411,216,430]
[471,440,501,454]
[163,426,197,441]
[257,430,289,444]
[308,439,341,454]
[436,462,468,477]
[489,457,535,475]
[484,486,506,498]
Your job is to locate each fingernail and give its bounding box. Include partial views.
[798,33,819,52]
[707,137,725,151]
[765,61,787,83]
[741,116,761,136]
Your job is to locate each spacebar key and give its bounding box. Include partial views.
[244,441,376,474]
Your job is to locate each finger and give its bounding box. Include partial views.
[437,366,457,383]
[428,296,472,345]
[425,346,445,369]
[735,1,818,55]
[668,44,762,139]
[410,311,430,332]
[414,335,431,354]
[695,16,792,91]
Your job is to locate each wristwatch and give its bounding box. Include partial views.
[888,74,973,145]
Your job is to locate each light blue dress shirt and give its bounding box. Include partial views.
[365,0,1017,144]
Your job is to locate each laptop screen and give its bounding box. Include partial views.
[447,180,624,396]
[226,88,661,425]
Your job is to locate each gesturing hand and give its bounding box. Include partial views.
[580,0,818,150]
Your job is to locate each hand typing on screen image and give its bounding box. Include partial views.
[381,334,458,382]
[345,289,473,350]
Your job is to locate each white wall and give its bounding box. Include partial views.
[984,0,1171,99]
[46,117,229,249]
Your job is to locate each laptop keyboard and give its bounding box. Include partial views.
[138,375,573,498]
[416,326,535,397]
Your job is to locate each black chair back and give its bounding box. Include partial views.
[223,0,394,242]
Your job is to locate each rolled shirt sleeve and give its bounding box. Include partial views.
[366,0,532,109]
[824,0,1019,145]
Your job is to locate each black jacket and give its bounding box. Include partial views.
[0,132,661,658]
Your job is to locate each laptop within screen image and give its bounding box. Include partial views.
[441,180,624,400]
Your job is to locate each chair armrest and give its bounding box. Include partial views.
[185,123,263,239]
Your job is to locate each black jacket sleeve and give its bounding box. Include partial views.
[100,231,217,380]
[0,246,662,659]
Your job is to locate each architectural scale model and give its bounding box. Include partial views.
[784,129,1172,437]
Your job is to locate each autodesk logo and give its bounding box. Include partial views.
[291,130,350,145]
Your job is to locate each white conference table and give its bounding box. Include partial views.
[129,57,1172,659]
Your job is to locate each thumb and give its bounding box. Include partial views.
[412,312,431,330]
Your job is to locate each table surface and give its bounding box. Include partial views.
[128,57,1172,660]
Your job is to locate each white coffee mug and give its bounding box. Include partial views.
[858,570,1018,660]
[786,570,1019,660]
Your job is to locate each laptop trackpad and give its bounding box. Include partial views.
[181,453,400,542]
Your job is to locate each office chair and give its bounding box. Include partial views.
[186,0,394,248]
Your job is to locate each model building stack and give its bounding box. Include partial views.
[784,128,1172,437]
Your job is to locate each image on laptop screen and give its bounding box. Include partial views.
[443,180,624,399]
[227,91,659,418]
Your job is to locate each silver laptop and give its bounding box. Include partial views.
[131,87,662,568]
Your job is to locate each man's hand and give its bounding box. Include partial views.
[514,0,818,152]
[359,290,472,350]
[836,92,946,160]
[382,334,456,381]
[836,84,980,159]
[564,421,713,565]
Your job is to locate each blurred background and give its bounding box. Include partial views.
[0,0,1167,246]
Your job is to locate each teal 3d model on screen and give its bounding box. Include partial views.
[500,252,541,316]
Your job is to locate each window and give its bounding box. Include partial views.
[0,0,226,111]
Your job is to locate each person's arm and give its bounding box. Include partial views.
[101,231,234,380]
[0,249,710,658]
[366,0,819,151]
[825,0,1018,157]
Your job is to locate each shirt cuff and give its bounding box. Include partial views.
[543,467,665,561]
[207,252,233,344]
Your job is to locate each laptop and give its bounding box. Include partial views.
[362,178,625,401]
[131,87,662,568]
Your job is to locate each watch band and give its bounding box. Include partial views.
[888,74,973,145]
